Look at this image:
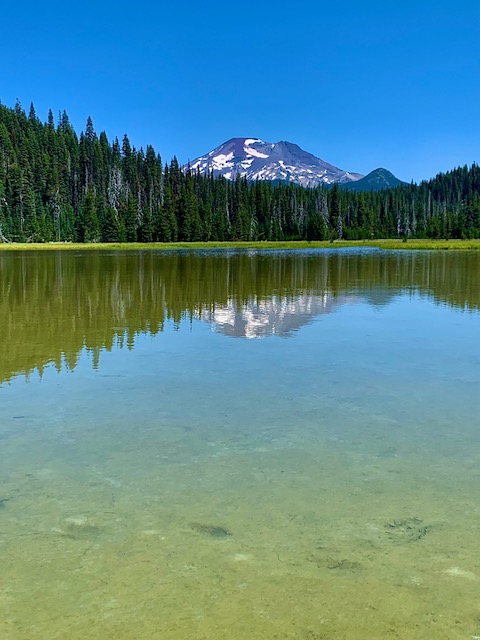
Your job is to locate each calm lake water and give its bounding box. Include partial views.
[1,248,479,640]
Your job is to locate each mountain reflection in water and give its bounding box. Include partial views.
[1,248,479,381]
[202,293,354,339]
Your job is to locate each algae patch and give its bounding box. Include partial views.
[385,517,431,543]
[189,522,232,538]
[63,515,104,540]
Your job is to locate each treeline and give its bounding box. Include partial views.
[1,101,479,243]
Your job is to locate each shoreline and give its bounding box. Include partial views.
[1,239,480,251]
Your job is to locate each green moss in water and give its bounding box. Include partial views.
[189,522,232,538]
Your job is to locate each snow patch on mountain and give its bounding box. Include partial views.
[211,152,234,170]
[247,147,269,159]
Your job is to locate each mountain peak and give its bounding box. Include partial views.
[340,167,406,191]
[184,138,364,187]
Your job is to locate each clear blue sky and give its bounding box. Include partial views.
[1,1,478,182]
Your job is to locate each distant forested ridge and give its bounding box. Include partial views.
[1,101,479,243]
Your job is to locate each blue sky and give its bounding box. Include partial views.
[1,1,478,182]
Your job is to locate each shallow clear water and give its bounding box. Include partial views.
[1,248,479,639]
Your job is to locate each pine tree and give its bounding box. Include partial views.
[77,189,100,242]
[327,184,342,239]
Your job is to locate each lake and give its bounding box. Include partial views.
[1,248,479,640]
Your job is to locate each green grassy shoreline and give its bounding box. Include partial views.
[1,239,480,251]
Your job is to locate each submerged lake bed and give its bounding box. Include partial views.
[1,248,479,639]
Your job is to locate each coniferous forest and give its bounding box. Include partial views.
[1,101,479,243]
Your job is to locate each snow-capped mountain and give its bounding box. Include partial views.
[185,138,363,187]
[201,292,355,339]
